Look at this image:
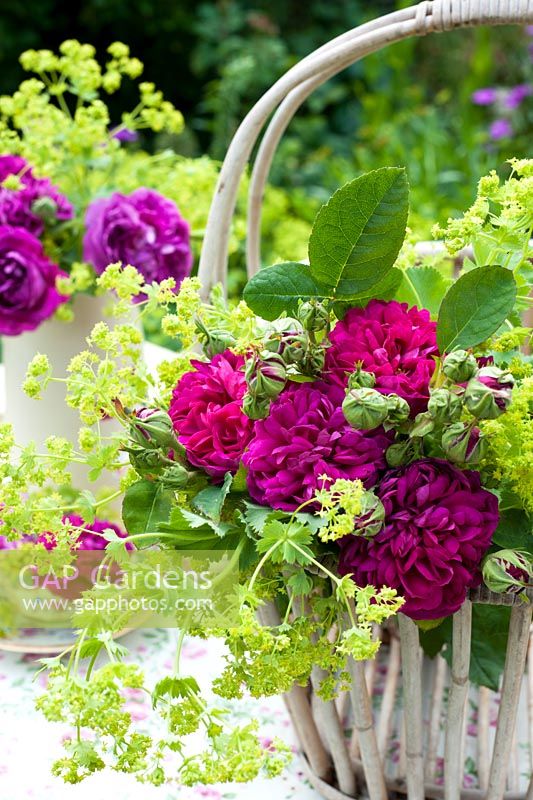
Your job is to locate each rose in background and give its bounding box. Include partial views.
[0,154,74,235]
[0,41,191,335]
[83,188,192,300]
[0,225,67,335]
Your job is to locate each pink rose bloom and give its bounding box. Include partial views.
[0,154,73,235]
[83,188,192,297]
[0,226,67,335]
[169,351,254,479]
[38,514,131,551]
[325,300,438,415]
[338,459,499,620]
[243,382,391,511]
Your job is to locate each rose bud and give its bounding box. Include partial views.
[385,393,411,426]
[246,352,287,400]
[348,367,376,390]
[464,366,514,419]
[132,408,179,450]
[32,196,59,225]
[427,388,463,422]
[242,391,271,420]
[482,549,531,595]
[196,319,237,358]
[342,387,389,430]
[126,446,167,476]
[160,463,192,489]
[409,411,435,438]
[386,439,413,467]
[441,422,488,464]
[297,299,330,333]
[442,349,478,383]
[354,492,385,537]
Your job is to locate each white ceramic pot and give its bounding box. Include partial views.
[2,293,130,487]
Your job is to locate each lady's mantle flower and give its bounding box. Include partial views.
[243,382,391,511]
[169,350,254,480]
[38,515,130,551]
[338,459,499,620]
[83,188,192,296]
[325,300,438,415]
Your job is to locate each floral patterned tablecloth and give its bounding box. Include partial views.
[0,628,321,800]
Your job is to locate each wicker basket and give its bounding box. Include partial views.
[196,2,533,798]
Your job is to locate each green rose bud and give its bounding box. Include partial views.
[347,368,376,390]
[131,408,178,450]
[342,387,389,430]
[32,196,59,225]
[427,388,463,422]
[160,463,192,489]
[441,422,487,464]
[126,446,166,477]
[246,353,287,400]
[464,367,514,420]
[242,391,271,420]
[442,350,478,383]
[386,439,413,467]
[355,492,385,537]
[297,299,330,333]
[482,549,531,595]
[409,411,435,438]
[196,320,237,358]
[385,393,411,426]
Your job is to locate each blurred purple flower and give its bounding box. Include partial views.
[504,84,532,109]
[488,119,512,140]
[471,87,497,106]
[526,25,533,35]
[111,127,139,143]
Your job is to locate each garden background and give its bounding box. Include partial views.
[0,0,531,302]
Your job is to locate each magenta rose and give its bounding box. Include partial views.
[325,300,438,415]
[243,382,391,512]
[169,350,254,479]
[0,226,67,335]
[37,514,131,551]
[0,155,73,236]
[83,188,192,293]
[338,459,499,620]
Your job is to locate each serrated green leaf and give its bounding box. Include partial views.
[287,570,313,596]
[77,490,97,525]
[243,262,324,321]
[395,266,452,316]
[308,167,408,297]
[243,502,282,536]
[192,473,233,522]
[437,265,517,353]
[122,480,173,546]
[158,507,239,550]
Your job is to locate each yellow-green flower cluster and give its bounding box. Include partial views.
[315,477,365,541]
[482,377,533,512]
[434,159,533,270]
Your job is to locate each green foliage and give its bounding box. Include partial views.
[243,262,321,320]
[436,266,517,353]
[396,265,452,317]
[308,168,408,296]
[420,606,511,691]
[122,480,173,544]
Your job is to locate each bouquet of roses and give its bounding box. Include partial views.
[0,162,531,786]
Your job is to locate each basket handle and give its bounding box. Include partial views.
[197,0,533,297]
